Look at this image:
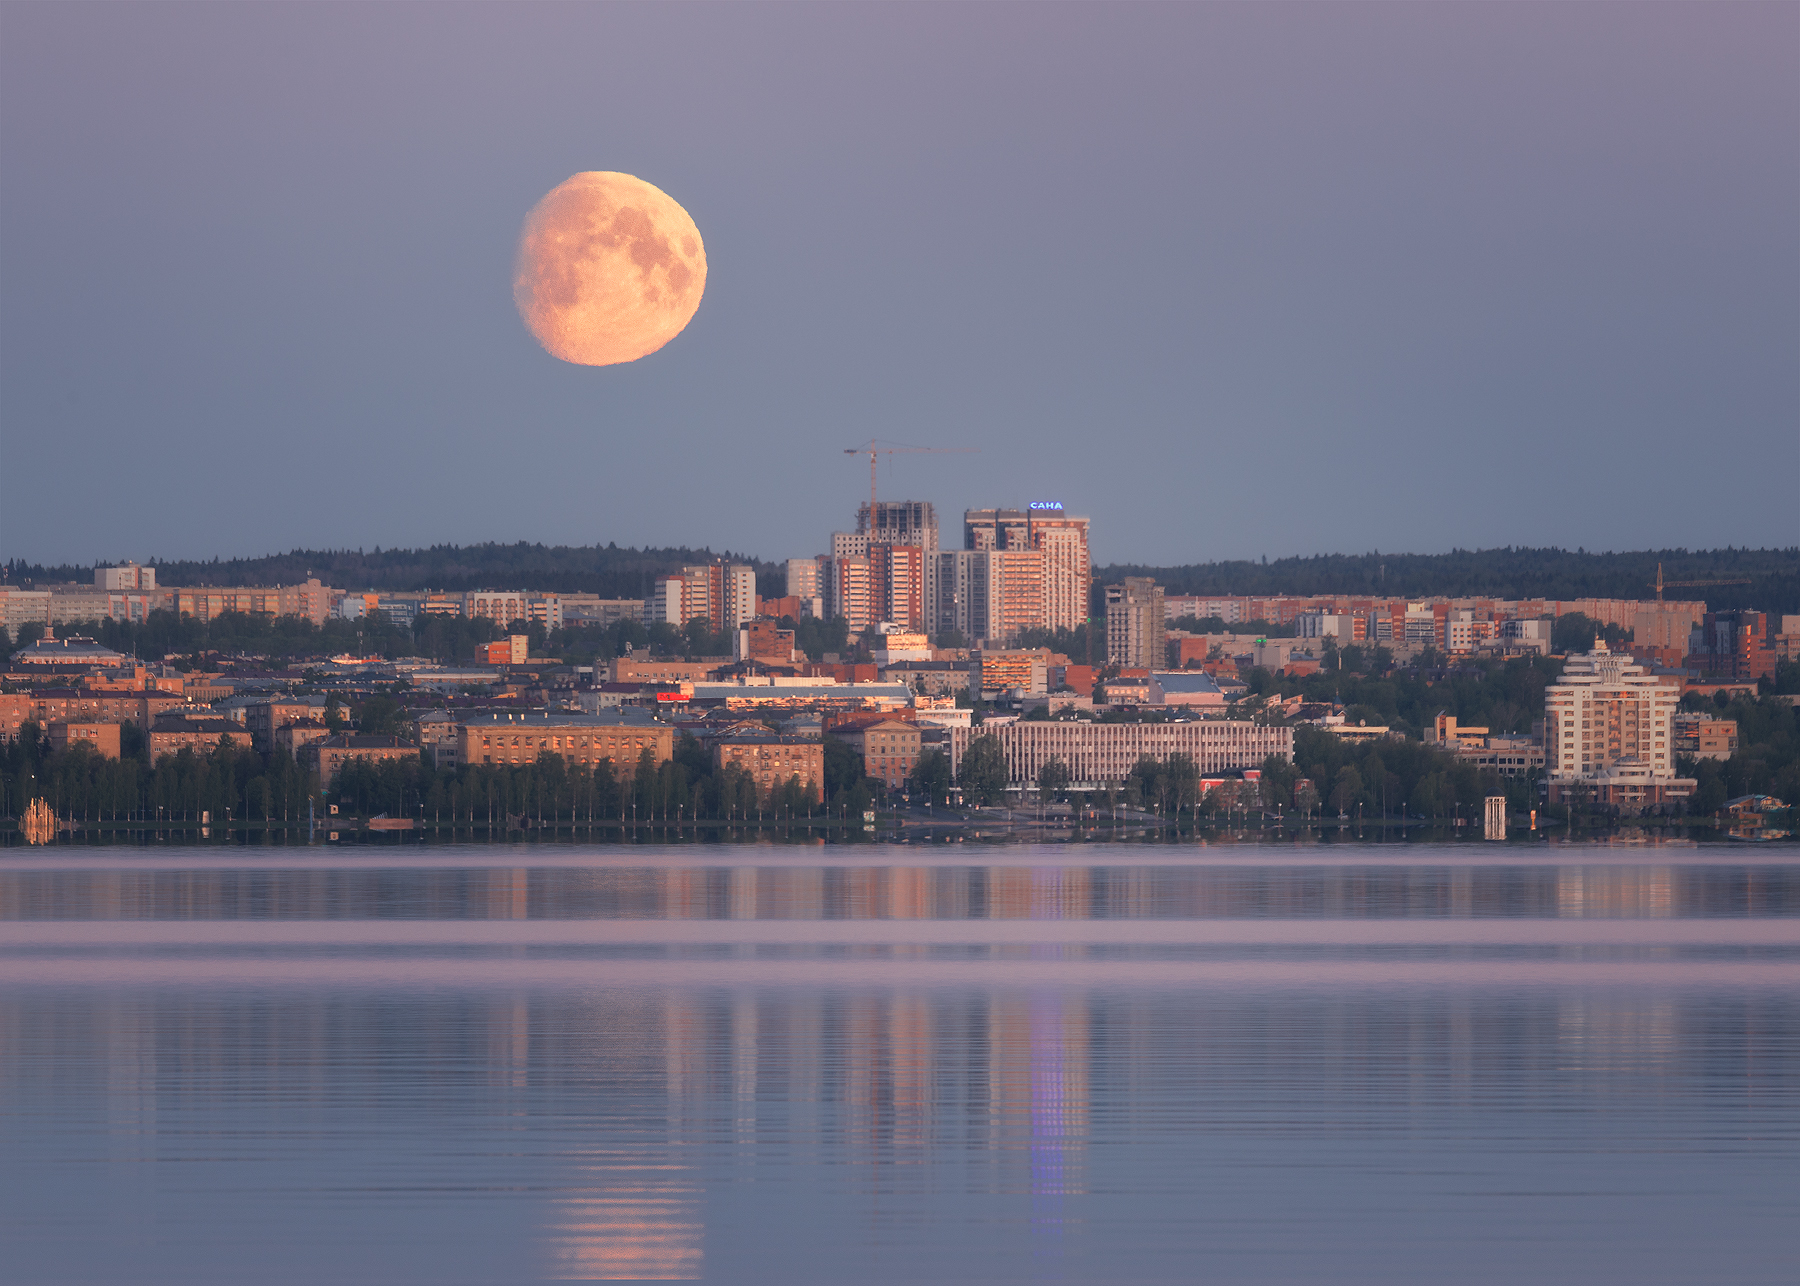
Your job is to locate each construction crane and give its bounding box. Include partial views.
[844,439,977,512]
[1648,562,1750,601]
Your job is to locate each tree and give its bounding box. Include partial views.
[1037,756,1071,801]
[356,694,403,739]
[959,734,1008,805]
[1330,765,1364,816]
[911,748,952,805]
[324,696,344,733]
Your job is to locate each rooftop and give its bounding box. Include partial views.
[458,708,665,729]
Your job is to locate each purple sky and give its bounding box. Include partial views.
[2,3,1794,568]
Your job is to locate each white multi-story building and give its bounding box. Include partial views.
[948,719,1290,789]
[1543,643,1693,812]
[95,563,156,591]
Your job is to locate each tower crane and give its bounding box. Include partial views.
[844,440,977,512]
[1648,562,1750,601]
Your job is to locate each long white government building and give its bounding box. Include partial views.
[949,720,1292,788]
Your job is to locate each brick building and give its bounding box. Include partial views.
[830,718,921,788]
[148,714,255,760]
[457,709,673,770]
[303,734,420,783]
[49,721,121,759]
[711,730,824,800]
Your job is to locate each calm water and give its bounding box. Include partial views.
[2,840,1797,1284]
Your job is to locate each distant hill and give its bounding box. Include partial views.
[6,543,1796,613]
[1093,547,1800,614]
[4,542,779,600]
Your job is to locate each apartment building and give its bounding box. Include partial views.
[963,505,1090,632]
[711,730,824,799]
[96,563,156,591]
[1671,714,1738,761]
[948,720,1291,789]
[1543,643,1693,812]
[456,709,673,769]
[831,718,922,788]
[1106,578,1164,669]
[464,590,563,630]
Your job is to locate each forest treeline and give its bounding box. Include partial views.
[1095,547,1799,612]
[5,542,780,599]
[9,545,1795,612]
[0,724,892,829]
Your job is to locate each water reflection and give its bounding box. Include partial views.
[2,847,1797,1284]
[3,854,1796,920]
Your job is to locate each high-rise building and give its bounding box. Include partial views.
[963,505,1090,631]
[871,543,925,630]
[824,555,875,632]
[785,558,821,601]
[1106,578,1164,669]
[927,549,1044,646]
[1543,642,1693,812]
[645,564,756,633]
[95,563,156,591]
[856,500,938,552]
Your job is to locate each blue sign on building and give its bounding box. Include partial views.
[1028,501,1064,511]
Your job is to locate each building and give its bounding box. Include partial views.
[1686,610,1778,681]
[48,721,121,759]
[303,734,420,784]
[1106,578,1164,670]
[963,505,1091,632]
[972,649,1049,697]
[735,619,800,665]
[1295,612,1366,643]
[928,548,1046,645]
[160,579,336,627]
[558,596,645,629]
[711,730,824,799]
[1148,671,1225,709]
[610,657,726,685]
[1423,713,1490,749]
[1543,643,1693,813]
[244,697,330,749]
[948,720,1291,789]
[856,500,939,551]
[148,713,255,760]
[95,563,157,591]
[456,709,673,770]
[645,564,756,633]
[9,632,130,669]
[1454,735,1545,778]
[481,635,530,665]
[823,554,875,631]
[463,591,563,631]
[274,718,334,759]
[785,558,822,603]
[1671,714,1738,761]
[0,587,51,631]
[831,718,922,788]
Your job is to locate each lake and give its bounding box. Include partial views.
[2,837,1797,1284]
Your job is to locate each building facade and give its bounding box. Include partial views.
[831,718,922,788]
[963,506,1090,632]
[1106,578,1165,670]
[1543,643,1693,812]
[456,709,673,770]
[948,720,1291,788]
[712,731,824,800]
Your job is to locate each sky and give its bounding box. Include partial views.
[2,2,1795,570]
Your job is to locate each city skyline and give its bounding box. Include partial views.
[2,5,1794,567]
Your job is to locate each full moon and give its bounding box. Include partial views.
[513,172,707,366]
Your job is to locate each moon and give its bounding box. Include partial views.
[513,172,707,366]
